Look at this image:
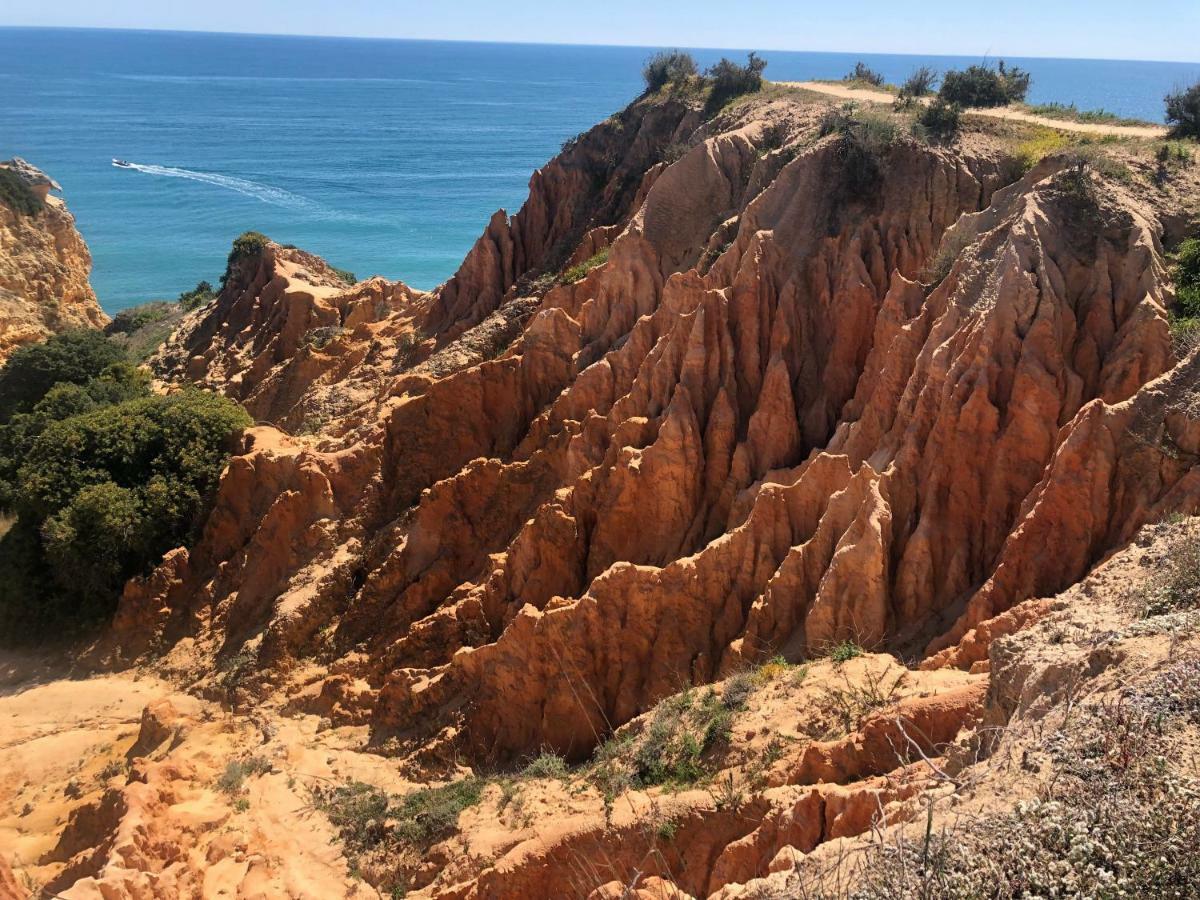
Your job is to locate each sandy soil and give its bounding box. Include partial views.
[778,80,1169,138]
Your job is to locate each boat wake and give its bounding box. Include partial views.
[115,161,322,212]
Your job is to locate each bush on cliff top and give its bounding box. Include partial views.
[1166,81,1200,139]
[705,52,767,113]
[0,168,45,217]
[643,50,698,93]
[0,339,250,641]
[845,62,885,88]
[1172,237,1200,319]
[939,61,1031,107]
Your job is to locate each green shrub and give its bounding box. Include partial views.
[0,389,250,639]
[105,302,175,337]
[705,52,767,111]
[521,751,569,780]
[392,778,484,844]
[561,248,609,284]
[901,66,938,98]
[0,169,44,217]
[178,280,216,311]
[0,331,127,422]
[915,97,962,143]
[222,231,270,285]
[829,640,864,663]
[939,61,1031,107]
[643,50,698,93]
[330,266,357,286]
[1173,238,1200,318]
[217,756,272,794]
[845,62,885,87]
[1166,81,1200,139]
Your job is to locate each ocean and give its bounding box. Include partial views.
[2,27,1198,313]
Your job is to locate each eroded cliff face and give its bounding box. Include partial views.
[5,85,1198,898]
[0,159,107,359]
[131,91,1197,763]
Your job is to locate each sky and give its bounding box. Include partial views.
[3,0,1199,63]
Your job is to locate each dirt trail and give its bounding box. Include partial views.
[779,80,1169,138]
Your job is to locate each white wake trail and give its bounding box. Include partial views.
[119,162,322,212]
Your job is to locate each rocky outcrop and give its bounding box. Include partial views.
[129,91,1199,776]
[0,158,107,360]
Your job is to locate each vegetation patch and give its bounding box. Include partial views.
[1012,126,1070,172]
[939,61,1031,108]
[561,247,609,284]
[222,231,270,284]
[218,755,272,794]
[1139,530,1200,617]
[643,50,698,94]
[704,52,767,114]
[1166,81,1200,139]
[1022,102,1150,128]
[914,98,962,144]
[0,169,45,217]
[0,334,250,641]
[844,62,885,88]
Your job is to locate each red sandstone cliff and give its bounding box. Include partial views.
[0,158,107,359]
[13,86,1188,898]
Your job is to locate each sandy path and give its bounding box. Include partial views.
[778,80,1169,139]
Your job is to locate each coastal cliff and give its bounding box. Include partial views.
[4,83,1200,899]
[0,158,107,360]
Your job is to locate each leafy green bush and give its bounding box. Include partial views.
[643,50,698,93]
[915,98,962,143]
[829,640,864,663]
[705,52,767,111]
[901,66,938,97]
[0,385,249,639]
[0,169,44,217]
[845,62,885,87]
[521,751,569,780]
[221,231,270,285]
[0,330,127,422]
[1166,81,1200,139]
[1173,238,1200,318]
[330,266,357,286]
[939,61,1031,107]
[178,280,217,311]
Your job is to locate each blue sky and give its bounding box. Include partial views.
[4,0,1198,63]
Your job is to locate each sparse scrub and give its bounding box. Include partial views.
[1024,102,1147,128]
[1166,81,1200,139]
[818,667,906,735]
[816,682,1200,899]
[104,301,175,337]
[1012,126,1070,172]
[704,52,767,112]
[593,687,735,791]
[721,671,755,710]
[302,325,347,350]
[0,169,45,216]
[1140,530,1200,616]
[914,98,961,143]
[939,61,1031,108]
[217,755,272,794]
[828,640,864,663]
[392,778,484,844]
[521,750,569,780]
[845,62,885,88]
[222,231,270,284]
[330,266,357,285]
[900,66,937,98]
[561,248,609,284]
[179,280,217,311]
[642,50,698,93]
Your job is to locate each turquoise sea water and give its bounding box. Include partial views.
[2,27,1198,312]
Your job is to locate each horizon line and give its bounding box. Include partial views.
[2,24,1199,67]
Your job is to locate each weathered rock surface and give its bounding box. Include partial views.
[19,87,1189,897]
[0,158,107,360]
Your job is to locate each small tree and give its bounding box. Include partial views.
[1166,82,1200,139]
[846,62,885,87]
[642,50,698,93]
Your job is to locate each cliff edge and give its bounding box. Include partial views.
[0,158,107,360]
